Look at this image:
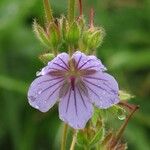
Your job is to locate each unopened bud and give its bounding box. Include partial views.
[66,21,81,45]
[78,16,86,30]
[59,16,68,39]
[33,20,50,47]
[47,23,61,48]
[83,28,105,50]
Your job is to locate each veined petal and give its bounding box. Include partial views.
[72,51,106,71]
[83,71,119,108]
[39,53,69,75]
[28,75,64,112]
[59,86,93,129]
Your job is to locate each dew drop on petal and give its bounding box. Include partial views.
[102,92,106,95]
[37,88,42,94]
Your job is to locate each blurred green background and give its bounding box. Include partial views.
[0,0,150,149]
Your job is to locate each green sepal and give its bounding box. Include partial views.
[88,127,105,147]
[33,20,50,47]
[47,22,61,48]
[76,131,88,147]
[91,107,101,127]
[59,16,68,40]
[39,53,55,64]
[66,21,81,45]
[83,28,105,50]
[119,90,134,101]
[78,16,86,30]
[91,107,108,127]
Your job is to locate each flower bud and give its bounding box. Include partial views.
[77,16,86,30]
[66,21,81,45]
[33,20,50,47]
[83,28,105,50]
[59,16,68,40]
[47,22,61,48]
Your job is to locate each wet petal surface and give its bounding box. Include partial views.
[59,86,93,129]
[28,75,64,112]
[40,53,69,75]
[72,51,107,71]
[83,71,119,108]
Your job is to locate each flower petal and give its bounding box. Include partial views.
[59,86,93,129]
[28,75,64,112]
[83,71,119,108]
[39,53,69,75]
[72,51,106,71]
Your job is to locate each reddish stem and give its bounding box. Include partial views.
[111,103,139,148]
[78,0,83,16]
[89,8,94,29]
[118,101,138,111]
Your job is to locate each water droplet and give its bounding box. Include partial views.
[117,109,126,120]
[102,92,106,95]
[37,89,42,94]
[118,114,126,120]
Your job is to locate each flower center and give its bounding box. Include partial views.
[70,76,76,90]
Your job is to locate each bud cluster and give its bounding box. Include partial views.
[33,3,105,60]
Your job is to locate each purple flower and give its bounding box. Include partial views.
[28,51,119,129]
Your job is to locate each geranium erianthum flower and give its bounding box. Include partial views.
[28,51,119,129]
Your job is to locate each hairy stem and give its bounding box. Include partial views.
[70,130,77,150]
[78,0,83,16]
[43,0,53,24]
[89,8,94,29]
[68,0,76,24]
[61,124,68,150]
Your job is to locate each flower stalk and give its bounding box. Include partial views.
[43,0,53,24]
[61,124,68,150]
[70,130,77,150]
[68,0,76,24]
[89,8,94,29]
[78,0,83,17]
